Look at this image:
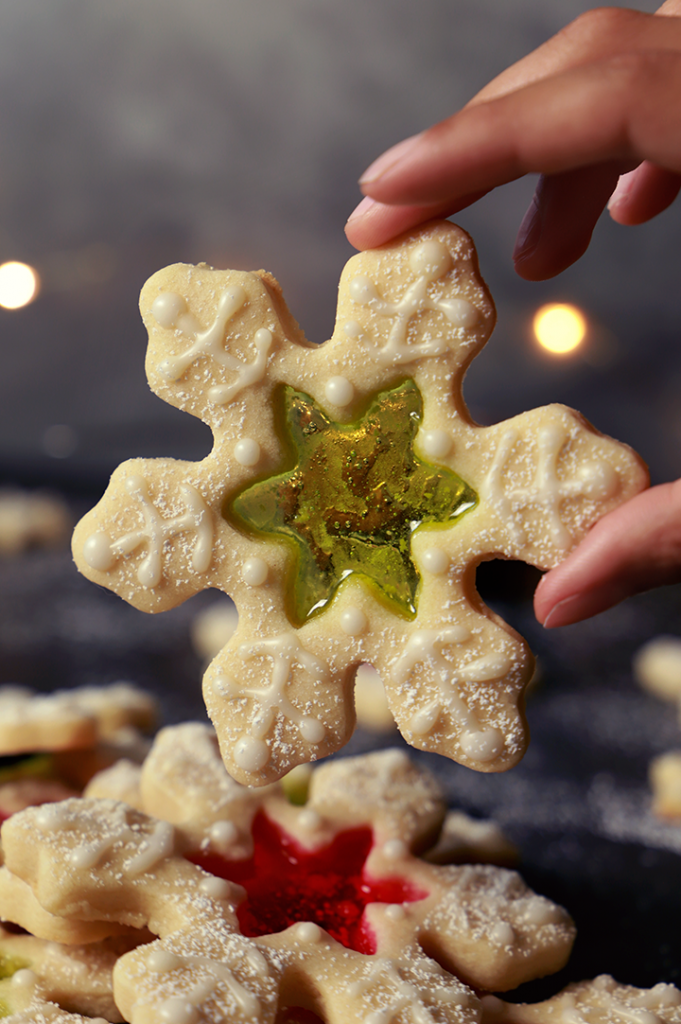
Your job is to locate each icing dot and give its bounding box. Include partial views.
[419,428,452,459]
[341,607,368,635]
[147,949,184,973]
[209,820,238,848]
[349,275,378,305]
[242,557,268,586]
[577,460,618,498]
[83,532,115,572]
[152,292,187,328]
[409,240,451,281]
[234,735,270,772]
[441,297,479,328]
[325,376,354,407]
[299,716,325,744]
[11,969,37,991]
[343,320,362,338]
[297,809,321,831]
[421,548,449,575]
[234,438,261,467]
[491,921,515,946]
[385,904,406,921]
[159,996,199,1024]
[199,876,231,900]
[382,839,407,860]
[294,922,322,943]
[523,897,564,927]
[460,728,504,763]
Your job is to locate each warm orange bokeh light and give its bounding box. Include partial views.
[0,261,40,309]
[533,303,587,355]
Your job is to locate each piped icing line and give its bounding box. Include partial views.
[481,424,619,553]
[210,633,329,773]
[82,474,212,589]
[348,239,480,366]
[151,287,273,406]
[72,221,649,784]
[393,628,507,763]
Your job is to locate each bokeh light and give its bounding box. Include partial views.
[0,261,40,309]
[533,303,587,355]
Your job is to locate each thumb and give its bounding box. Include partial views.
[535,480,681,627]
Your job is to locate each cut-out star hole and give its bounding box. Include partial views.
[187,810,428,954]
[227,379,477,625]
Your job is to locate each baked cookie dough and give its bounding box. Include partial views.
[72,222,647,785]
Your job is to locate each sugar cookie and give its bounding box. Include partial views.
[72,221,647,784]
[481,975,681,1024]
[0,683,157,758]
[649,750,681,819]
[634,636,681,704]
[0,489,71,555]
[2,748,575,1022]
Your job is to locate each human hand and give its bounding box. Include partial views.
[346,4,681,627]
[346,4,681,280]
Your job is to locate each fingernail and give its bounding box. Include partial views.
[607,169,635,212]
[359,133,423,185]
[541,594,583,629]
[346,195,377,225]
[513,192,542,263]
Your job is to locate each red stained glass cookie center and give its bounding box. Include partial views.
[188,810,427,954]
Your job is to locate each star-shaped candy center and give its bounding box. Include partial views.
[227,379,477,625]
[188,811,427,953]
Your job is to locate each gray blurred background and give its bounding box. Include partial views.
[0,0,678,487]
[1,0,681,995]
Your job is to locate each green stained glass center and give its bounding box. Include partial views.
[226,379,477,625]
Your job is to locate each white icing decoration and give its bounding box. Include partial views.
[147,948,184,973]
[199,876,231,900]
[83,475,212,588]
[297,808,321,831]
[234,735,270,772]
[420,548,449,575]
[294,922,322,943]
[483,425,620,552]
[152,288,273,406]
[490,921,515,947]
[382,839,407,859]
[159,996,199,1024]
[217,634,329,768]
[209,820,239,848]
[11,969,37,991]
[341,607,368,635]
[325,376,354,407]
[385,904,406,921]
[394,627,508,761]
[348,957,469,1024]
[523,897,565,927]
[460,728,504,763]
[53,813,175,877]
[234,438,261,467]
[349,240,480,366]
[156,955,261,1020]
[242,557,268,586]
[418,428,452,459]
[343,320,363,339]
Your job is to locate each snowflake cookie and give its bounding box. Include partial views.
[0,924,140,1022]
[72,221,648,784]
[1,747,575,1024]
[481,975,681,1024]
